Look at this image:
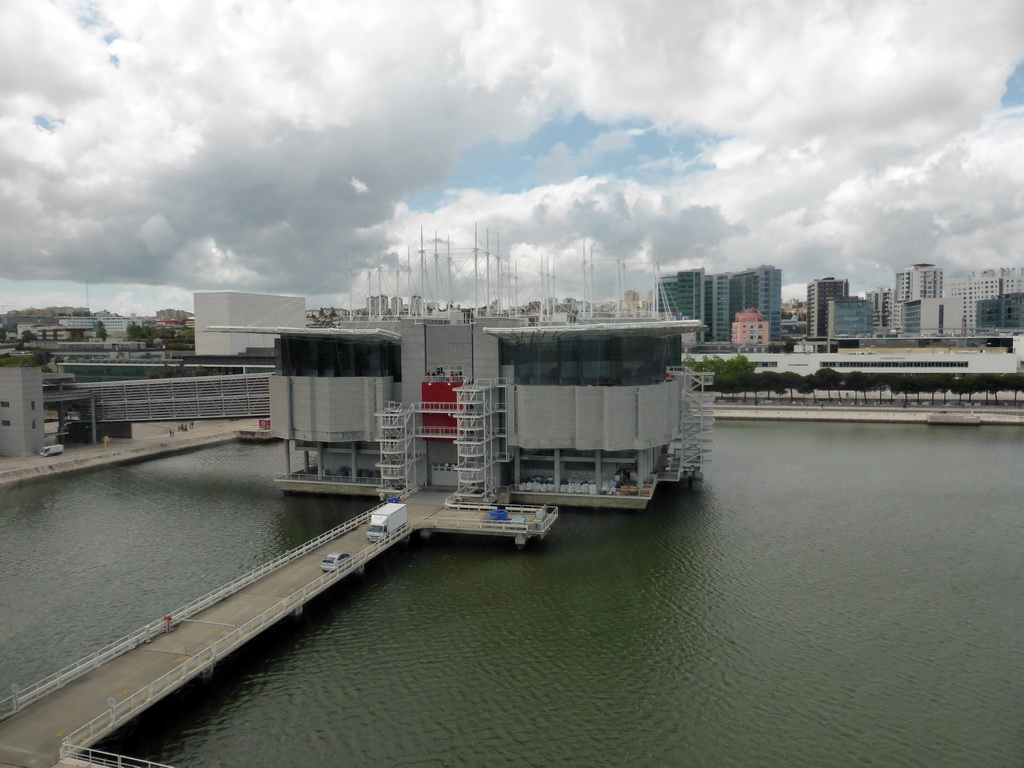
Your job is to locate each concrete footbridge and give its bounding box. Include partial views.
[0,496,556,768]
[55,373,272,425]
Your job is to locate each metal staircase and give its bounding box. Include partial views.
[661,370,714,480]
[375,402,422,498]
[448,378,509,505]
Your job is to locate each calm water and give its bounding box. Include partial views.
[1,423,1021,767]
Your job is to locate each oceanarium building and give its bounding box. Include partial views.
[216,314,712,509]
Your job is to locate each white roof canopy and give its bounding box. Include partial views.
[206,325,402,342]
[483,320,705,343]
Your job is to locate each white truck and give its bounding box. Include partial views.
[367,502,408,542]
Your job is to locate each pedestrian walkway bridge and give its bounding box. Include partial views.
[63,373,271,423]
[0,497,556,768]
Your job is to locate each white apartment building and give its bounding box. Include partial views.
[946,268,1024,331]
[894,264,943,331]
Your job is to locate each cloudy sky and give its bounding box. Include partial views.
[3,0,1024,315]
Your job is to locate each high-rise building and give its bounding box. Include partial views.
[656,264,782,342]
[703,273,732,342]
[728,265,782,341]
[946,268,1024,331]
[827,297,872,337]
[894,264,943,331]
[977,293,1024,329]
[864,286,893,331]
[901,297,964,335]
[656,269,704,320]
[806,277,849,337]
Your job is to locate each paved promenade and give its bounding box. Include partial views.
[0,419,265,489]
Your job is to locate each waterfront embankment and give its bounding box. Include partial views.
[714,401,1024,425]
[0,419,267,488]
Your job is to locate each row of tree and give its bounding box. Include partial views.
[685,355,1024,404]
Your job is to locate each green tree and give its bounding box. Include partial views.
[949,376,982,404]
[1002,374,1024,404]
[977,374,1005,404]
[812,368,843,402]
[759,371,788,402]
[683,354,756,377]
[796,374,818,403]
[95,320,107,341]
[843,371,871,404]
[778,371,804,403]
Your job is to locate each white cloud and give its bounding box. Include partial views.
[2,0,1024,312]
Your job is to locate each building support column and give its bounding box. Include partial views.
[351,442,358,477]
[283,439,292,475]
[316,442,324,479]
[594,450,602,487]
[553,448,561,488]
[514,449,521,488]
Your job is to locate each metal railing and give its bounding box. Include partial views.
[425,514,554,535]
[1,509,374,720]
[60,745,179,768]
[418,426,458,437]
[274,472,380,486]
[61,519,411,751]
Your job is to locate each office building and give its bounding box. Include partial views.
[894,264,943,331]
[947,269,1024,331]
[977,293,1024,330]
[807,277,849,337]
[827,297,872,337]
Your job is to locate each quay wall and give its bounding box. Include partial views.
[0,420,268,489]
[713,403,1024,426]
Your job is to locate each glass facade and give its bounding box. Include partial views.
[829,298,872,336]
[279,337,402,379]
[657,270,704,318]
[977,295,1024,329]
[903,302,922,334]
[499,334,679,386]
[728,266,782,341]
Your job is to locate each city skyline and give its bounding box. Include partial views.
[3,1,1024,315]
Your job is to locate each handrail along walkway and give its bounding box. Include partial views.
[0,498,557,763]
[60,520,413,754]
[0,507,378,720]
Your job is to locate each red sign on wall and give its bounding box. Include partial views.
[258,419,271,430]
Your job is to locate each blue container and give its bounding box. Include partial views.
[489,509,509,521]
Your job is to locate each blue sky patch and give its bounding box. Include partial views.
[1001,60,1024,107]
[33,115,63,132]
[407,113,711,211]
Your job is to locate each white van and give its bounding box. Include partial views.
[39,444,64,457]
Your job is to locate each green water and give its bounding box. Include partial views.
[1,422,1021,766]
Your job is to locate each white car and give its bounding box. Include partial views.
[320,552,351,572]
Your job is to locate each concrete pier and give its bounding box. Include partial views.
[0,499,555,768]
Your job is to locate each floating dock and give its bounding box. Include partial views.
[0,499,556,768]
